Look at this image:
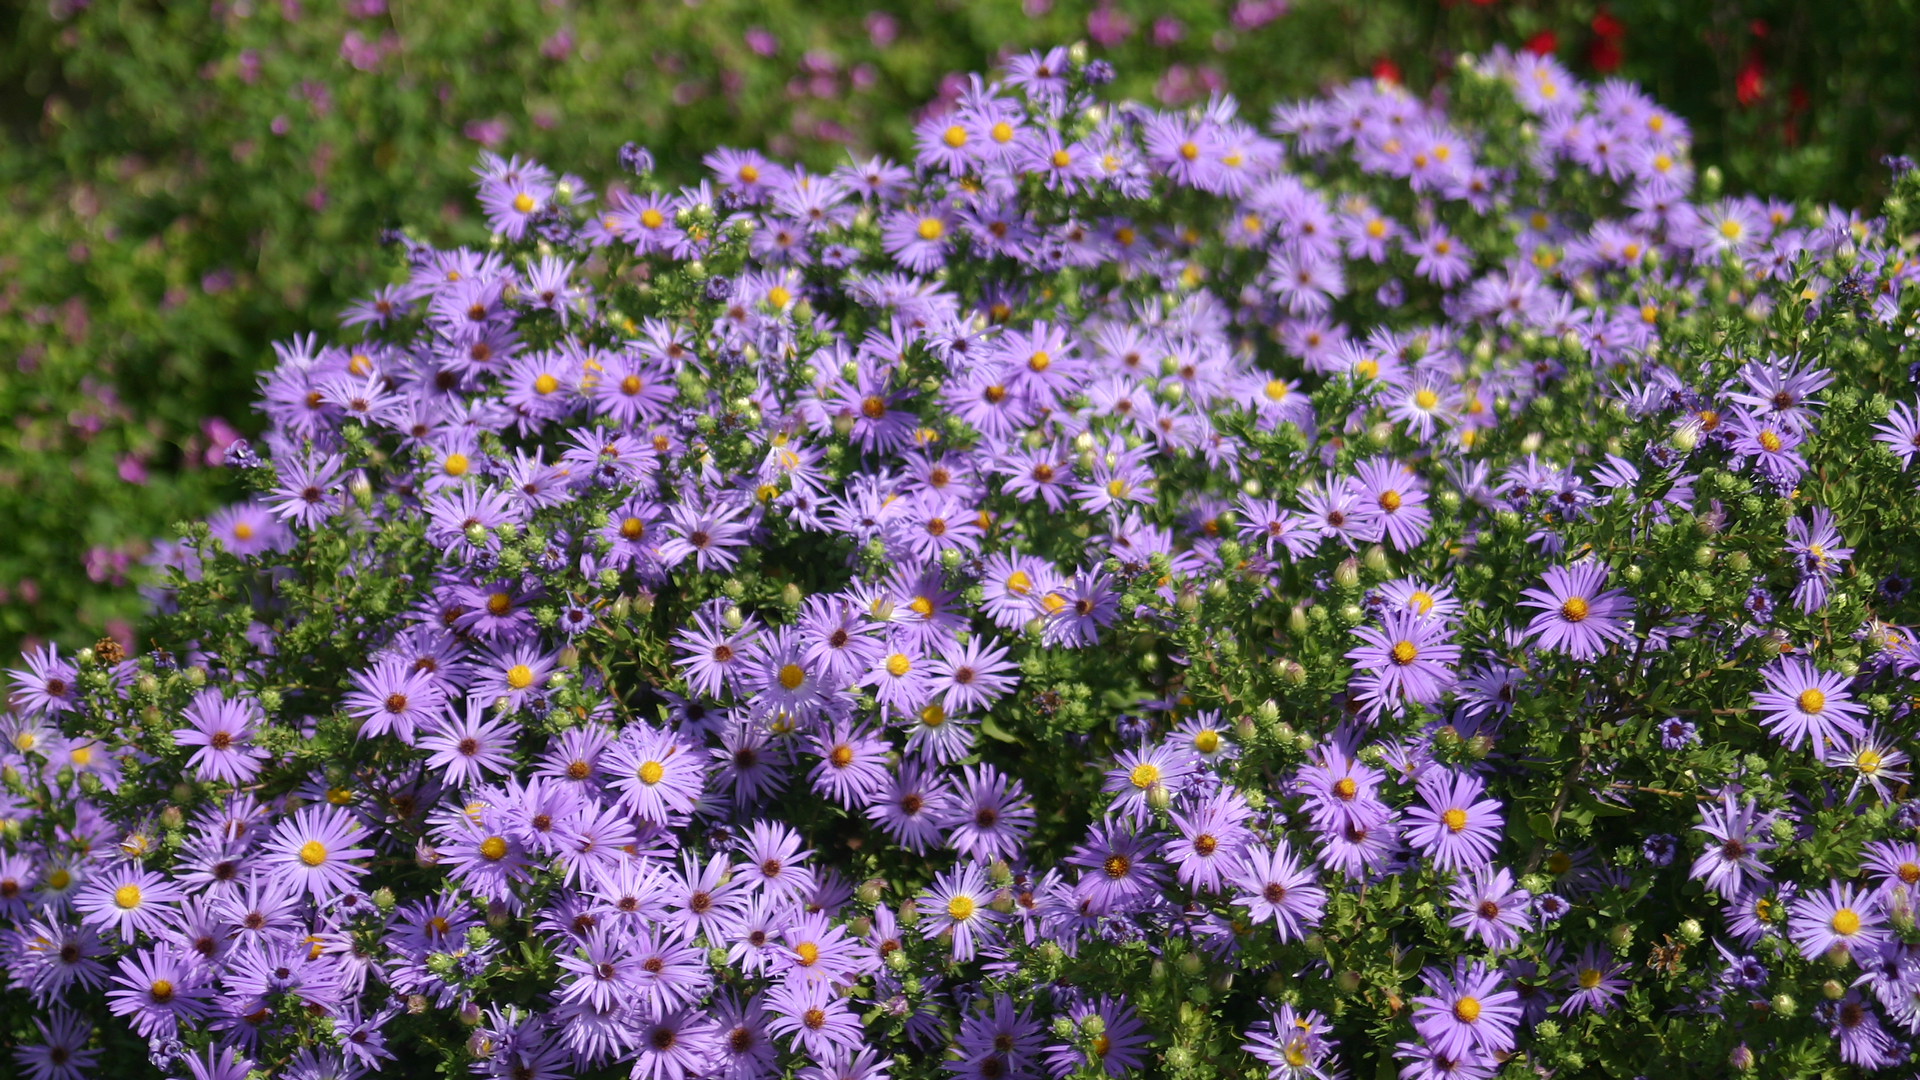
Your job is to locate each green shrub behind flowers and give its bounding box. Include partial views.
[9,43,1920,1080]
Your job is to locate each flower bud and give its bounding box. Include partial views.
[1770,993,1796,1017]
[1822,977,1847,998]
[1302,933,1326,955]
[1607,924,1633,950]
[1336,603,1363,626]
[170,783,195,804]
[1051,1017,1076,1040]
[159,806,184,831]
[1175,589,1200,614]
[415,841,441,868]
[1272,659,1306,685]
[458,1001,483,1026]
[1825,944,1852,968]
[1333,557,1360,589]
[723,606,745,631]
[1176,952,1203,976]
[1677,918,1703,943]
[1234,715,1257,742]
[1669,426,1699,452]
[1693,544,1715,568]
[1208,969,1234,992]
[1334,970,1361,994]
[1164,1047,1195,1070]
[1363,545,1391,576]
[1729,1044,1755,1071]
[782,581,805,606]
[1368,421,1395,447]
[1078,1014,1105,1037]
[1288,606,1309,636]
[896,898,918,927]
[372,887,397,912]
[857,879,884,905]
[467,1032,494,1058]
[464,522,489,546]
[407,994,431,1015]
[1534,1020,1561,1040]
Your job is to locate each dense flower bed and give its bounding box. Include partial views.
[6,44,1920,1079]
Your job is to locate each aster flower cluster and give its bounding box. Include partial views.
[7,43,1920,1080]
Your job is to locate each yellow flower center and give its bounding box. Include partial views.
[512,192,535,214]
[947,894,976,920]
[1857,749,1883,773]
[1720,218,1742,239]
[534,373,560,395]
[1442,808,1468,833]
[990,121,1013,143]
[1414,389,1439,410]
[908,597,935,617]
[1578,968,1602,990]
[1390,640,1419,666]
[506,665,534,690]
[1006,570,1033,596]
[1758,430,1782,453]
[620,517,646,541]
[1028,351,1051,373]
[479,836,508,861]
[299,840,328,867]
[487,592,512,616]
[47,869,70,890]
[1129,763,1161,789]
[795,941,820,965]
[1366,219,1387,239]
[150,979,174,1002]
[1560,596,1590,622]
[942,125,967,148]
[1284,1040,1309,1067]
[1050,149,1071,168]
[113,883,142,909]
[778,664,805,690]
[1178,141,1199,161]
[920,704,947,728]
[1377,490,1402,511]
[640,208,665,229]
[70,745,93,766]
[1452,996,1481,1022]
[886,654,911,677]
[232,522,255,541]
[1334,777,1357,800]
[1832,908,1861,936]
[443,453,469,477]
[767,286,791,309]
[1194,730,1220,754]
[917,218,945,241]
[638,761,665,785]
[1799,688,1826,714]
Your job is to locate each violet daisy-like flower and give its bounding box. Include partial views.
[1788,879,1887,960]
[6,644,78,717]
[1404,770,1504,872]
[1349,456,1433,550]
[1346,608,1462,708]
[1165,789,1254,893]
[1558,945,1629,1015]
[105,946,211,1038]
[734,820,816,901]
[631,1008,719,1080]
[1749,655,1868,752]
[605,723,704,825]
[13,1009,99,1080]
[918,861,1005,963]
[1241,1003,1335,1080]
[1066,818,1167,915]
[808,721,891,810]
[764,975,865,1059]
[925,635,1019,715]
[1410,959,1523,1062]
[941,764,1036,864]
[263,804,376,900]
[1517,562,1633,661]
[1447,866,1532,952]
[659,501,752,573]
[1041,995,1150,1079]
[342,655,448,744]
[1104,740,1200,822]
[1689,795,1776,895]
[171,688,269,785]
[1227,841,1327,942]
[418,702,521,787]
[74,865,182,941]
[1784,506,1852,614]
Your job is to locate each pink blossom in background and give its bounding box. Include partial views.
[745,27,777,57]
[203,418,241,466]
[117,456,148,487]
[1152,16,1187,47]
[1087,5,1134,46]
[865,12,898,48]
[541,26,574,61]
[464,118,509,147]
[1232,0,1289,31]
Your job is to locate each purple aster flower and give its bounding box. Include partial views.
[1227,841,1326,942]
[6,644,79,717]
[1689,795,1776,895]
[605,723,704,825]
[1750,656,1868,752]
[764,976,865,1059]
[659,501,752,573]
[266,452,346,529]
[918,861,1005,963]
[1404,770,1504,872]
[418,702,521,786]
[925,635,1019,715]
[1641,833,1677,867]
[1447,866,1532,952]
[171,688,269,785]
[74,864,183,942]
[105,946,211,1038]
[13,1009,99,1080]
[866,763,951,854]
[1104,741,1200,822]
[468,641,555,711]
[1349,456,1432,550]
[1042,995,1149,1079]
[1784,507,1852,613]
[1410,959,1522,1062]
[809,721,891,810]
[1559,945,1629,1015]
[342,655,448,744]
[1346,609,1462,708]
[1788,879,1886,960]
[1165,789,1254,893]
[1066,818,1167,915]
[1517,563,1634,661]
[734,820,817,901]
[1655,717,1697,750]
[262,805,375,900]
[1831,992,1903,1069]
[941,765,1035,864]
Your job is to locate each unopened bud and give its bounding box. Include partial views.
[1607,924,1633,950]
[1363,545,1390,576]
[458,1002,483,1026]
[1333,557,1360,590]
[723,606,745,631]
[1770,993,1796,1017]
[1288,606,1309,635]
[1334,970,1362,994]
[1677,918,1703,943]
[1176,951,1203,976]
[1729,1044,1755,1071]
[857,879,884,905]
[158,806,184,831]
[1822,977,1847,997]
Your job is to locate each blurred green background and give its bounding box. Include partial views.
[0,0,1913,655]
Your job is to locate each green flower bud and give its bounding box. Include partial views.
[1823,977,1847,997]
[1288,606,1310,636]
[1164,1047,1195,1070]
[1363,545,1391,576]
[170,783,195,805]
[1607,924,1633,949]
[372,887,397,912]
[1534,1020,1561,1040]
[1334,970,1361,993]
[1176,951,1203,976]
[1771,993,1796,1017]
[856,879,885,905]
[1078,1014,1106,1038]
[1333,557,1360,590]
[1677,918,1703,943]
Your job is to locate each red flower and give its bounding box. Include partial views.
[1591,11,1625,40]
[1524,30,1557,57]
[1735,56,1765,108]
[1588,37,1622,73]
[1372,57,1402,84]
